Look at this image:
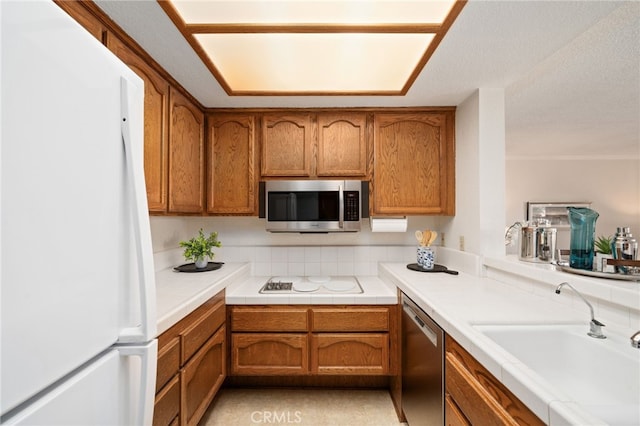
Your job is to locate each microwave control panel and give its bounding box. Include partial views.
[344,191,360,221]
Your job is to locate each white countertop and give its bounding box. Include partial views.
[379,262,638,426]
[225,275,397,305]
[155,262,250,334]
[155,264,397,334]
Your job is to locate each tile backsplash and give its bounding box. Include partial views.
[154,245,417,276]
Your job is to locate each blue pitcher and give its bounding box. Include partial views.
[567,207,599,270]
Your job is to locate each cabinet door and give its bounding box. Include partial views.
[261,113,313,177]
[311,333,389,375]
[231,333,308,375]
[106,34,169,213]
[373,112,455,215]
[168,88,205,213]
[181,326,226,426]
[317,113,368,177]
[207,114,256,214]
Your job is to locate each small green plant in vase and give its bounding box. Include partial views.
[593,235,613,272]
[594,235,613,254]
[179,229,221,268]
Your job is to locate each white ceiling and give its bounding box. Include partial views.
[95,0,640,158]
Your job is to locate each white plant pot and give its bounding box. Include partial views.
[195,257,208,269]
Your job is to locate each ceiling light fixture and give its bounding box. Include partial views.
[158,0,467,96]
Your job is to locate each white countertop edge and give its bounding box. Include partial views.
[156,263,250,334]
[379,262,606,426]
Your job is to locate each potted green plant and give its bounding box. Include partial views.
[594,235,613,272]
[179,229,221,268]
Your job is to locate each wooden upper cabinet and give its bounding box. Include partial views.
[317,113,368,177]
[54,1,105,42]
[207,114,256,214]
[168,88,205,213]
[373,112,455,215]
[261,113,314,177]
[106,34,169,213]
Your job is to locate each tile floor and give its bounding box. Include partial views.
[199,388,408,426]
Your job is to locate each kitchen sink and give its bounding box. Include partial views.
[474,323,639,426]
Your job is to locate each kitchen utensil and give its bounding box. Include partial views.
[415,230,423,245]
[423,230,432,246]
[427,231,438,246]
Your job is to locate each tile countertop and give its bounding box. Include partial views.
[155,262,250,334]
[155,263,397,334]
[379,262,637,426]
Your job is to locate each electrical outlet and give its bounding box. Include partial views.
[440,232,446,247]
[459,235,465,251]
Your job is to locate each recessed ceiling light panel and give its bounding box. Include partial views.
[160,0,466,95]
[195,32,436,92]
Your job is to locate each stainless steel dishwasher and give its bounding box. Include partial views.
[401,292,444,425]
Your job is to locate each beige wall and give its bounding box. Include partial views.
[505,157,640,251]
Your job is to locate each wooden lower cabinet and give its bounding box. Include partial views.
[153,291,225,426]
[231,333,308,375]
[445,336,544,426]
[181,326,226,426]
[311,333,389,375]
[229,305,396,377]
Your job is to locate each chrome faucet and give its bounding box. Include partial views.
[631,331,640,349]
[555,282,606,339]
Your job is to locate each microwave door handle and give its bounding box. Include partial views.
[288,193,297,220]
[339,184,344,229]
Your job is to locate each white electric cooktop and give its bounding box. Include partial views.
[259,276,363,294]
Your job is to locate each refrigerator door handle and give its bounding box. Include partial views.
[118,341,158,426]
[119,76,157,343]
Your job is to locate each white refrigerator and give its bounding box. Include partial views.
[1,1,157,424]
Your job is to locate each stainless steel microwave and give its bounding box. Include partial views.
[260,180,368,232]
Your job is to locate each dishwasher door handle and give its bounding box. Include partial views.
[403,302,439,347]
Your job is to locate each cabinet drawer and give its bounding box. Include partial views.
[181,299,225,362]
[311,333,389,375]
[445,394,471,426]
[312,307,389,332]
[231,333,308,375]
[445,338,544,426]
[231,306,308,332]
[445,353,517,425]
[156,336,180,392]
[153,375,180,426]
